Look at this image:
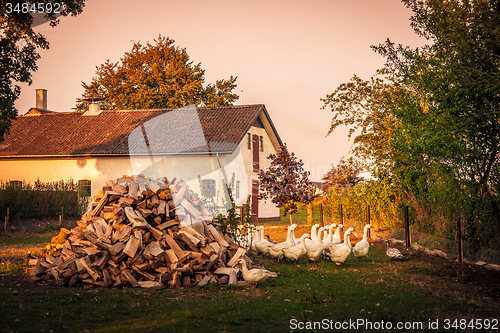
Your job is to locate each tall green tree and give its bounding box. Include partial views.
[0,0,86,142]
[375,0,500,247]
[75,36,238,111]
[323,0,500,249]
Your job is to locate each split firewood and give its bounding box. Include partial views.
[26,175,271,290]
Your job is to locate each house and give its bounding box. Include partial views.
[0,90,283,223]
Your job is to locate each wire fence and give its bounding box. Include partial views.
[323,203,500,266]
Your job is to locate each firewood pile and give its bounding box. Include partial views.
[26,175,253,289]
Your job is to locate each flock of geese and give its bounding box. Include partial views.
[235,223,382,265]
[232,223,406,286]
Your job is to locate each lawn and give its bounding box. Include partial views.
[1,219,499,332]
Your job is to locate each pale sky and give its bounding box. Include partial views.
[15,0,424,181]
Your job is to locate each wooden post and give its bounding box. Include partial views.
[4,207,8,232]
[456,217,463,263]
[339,204,343,225]
[60,207,64,226]
[319,203,323,226]
[404,206,410,247]
[307,202,314,226]
[366,205,371,239]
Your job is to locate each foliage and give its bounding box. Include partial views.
[0,0,86,142]
[322,0,500,250]
[0,178,90,219]
[75,36,239,111]
[258,143,316,217]
[215,186,252,239]
[322,157,364,189]
[323,177,402,230]
[321,68,400,175]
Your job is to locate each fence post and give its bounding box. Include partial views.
[404,206,411,247]
[339,203,343,225]
[4,207,9,232]
[456,217,463,263]
[366,205,371,238]
[319,203,323,226]
[60,206,64,226]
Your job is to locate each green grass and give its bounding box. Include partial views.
[1,242,499,332]
[0,235,52,246]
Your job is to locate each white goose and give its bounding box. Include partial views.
[255,227,274,255]
[331,224,343,245]
[304,224,320,246]
[282,233,310,265]
[385,240,405,260]
[237,259,277,288]
[268,225,296,260]
[306,227,327,262]
[327,227,353,265]
[352,224,373,260]
[322,224,337,248]
[249,228,259,252]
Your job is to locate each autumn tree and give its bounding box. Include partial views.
[0,0,86,142]
[258,143,316,224]
[75,36,238,111]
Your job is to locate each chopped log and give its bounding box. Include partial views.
[180,199,202,219]
[118,197,135,206]
[177,232,198,252]
[132,266,157,281]
[102,269,113,287]
[204,254,219,271]
[81,256,102,281]
[123,235,140,258]
[110,242,126,256]
[157,220,179,230]
[206,224,230,247]
[164,249,178,263]
[121,270,140,287]
[145,241,164,257]
[169,270,182,289]
[92,251,109,270]
[213,267,239,276]
[163,234,185,258]
[137,281,164,290]
[226,247,247,268]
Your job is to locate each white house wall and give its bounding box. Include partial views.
[0,157,133,196]
[240,125,280,221]
[0,126,280,220]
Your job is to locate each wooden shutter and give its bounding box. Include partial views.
[252,134,259,172]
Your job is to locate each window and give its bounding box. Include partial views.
[259,136,264,152]
[9,180,22,188]
[247,133,251,150]
[78,179,91,196]
[201,179,216,198]
[236,181,240,199]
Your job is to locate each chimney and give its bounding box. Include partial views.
[82,97,103,116]
[36,89,47,110]
[89,102,100,114]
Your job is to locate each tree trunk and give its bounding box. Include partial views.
[307,202,313,225]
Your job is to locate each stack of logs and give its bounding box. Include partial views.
[26,175,252,289]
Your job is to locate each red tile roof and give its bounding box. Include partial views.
[0,104,280,157]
